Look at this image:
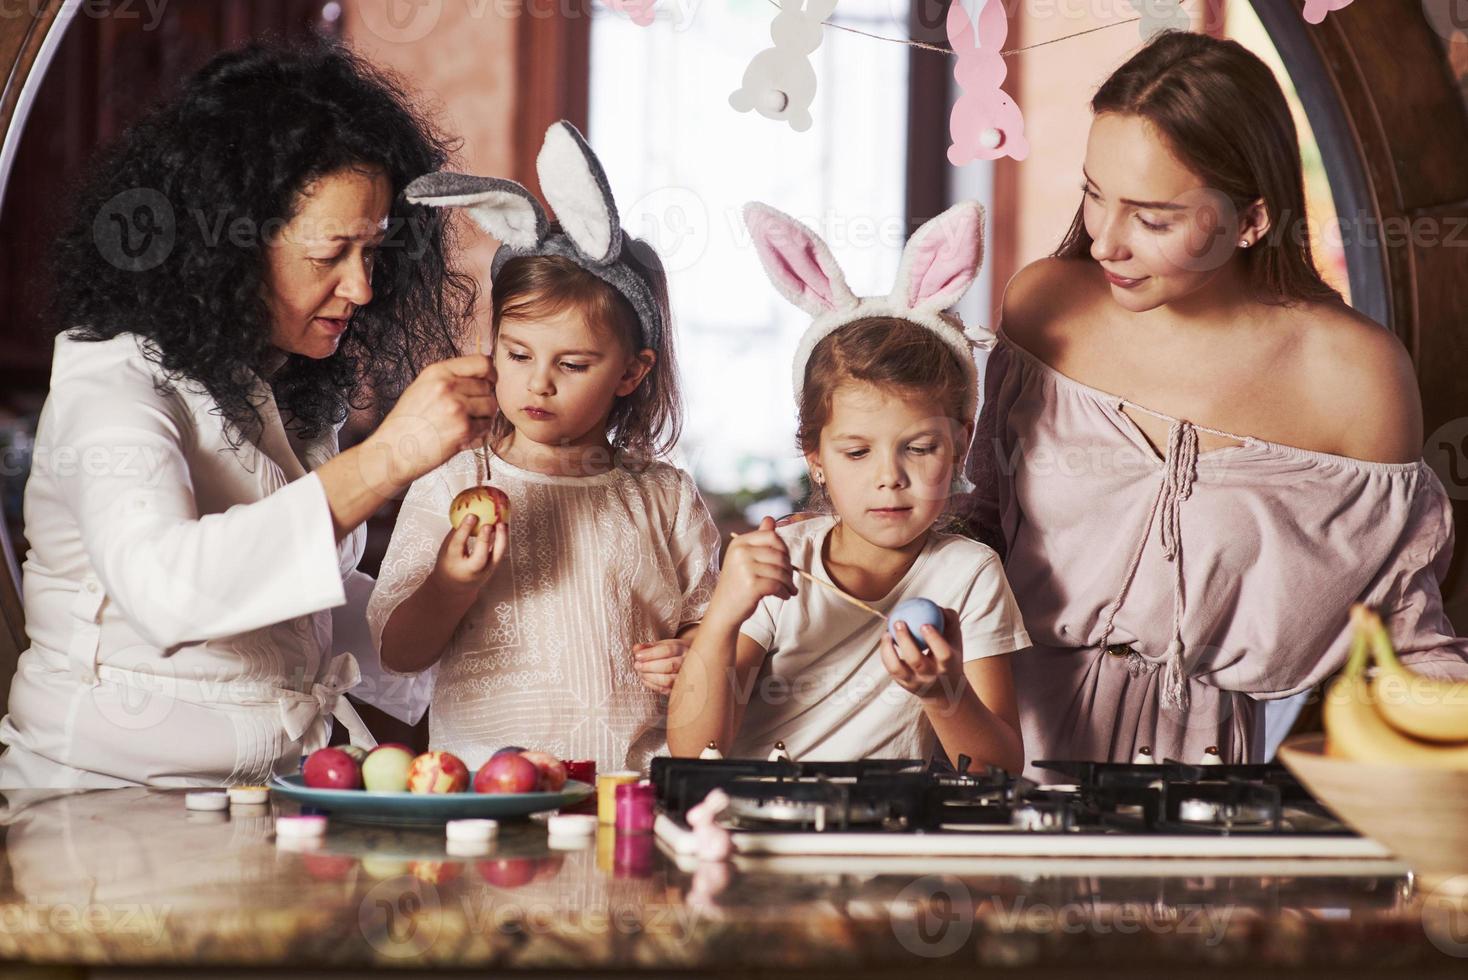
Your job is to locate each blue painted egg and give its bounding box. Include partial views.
[888,598,945,651]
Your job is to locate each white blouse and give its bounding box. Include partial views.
[366,448,721,774]
[0,332,400,788]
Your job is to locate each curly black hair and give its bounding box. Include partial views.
[49,38,477,444]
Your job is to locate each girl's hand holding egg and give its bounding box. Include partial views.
[888,598,945,651]
[433,508,509,594]
[880,603,966,704]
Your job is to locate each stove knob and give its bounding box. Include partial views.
[1200,745,1223,765]
[767,741,792,763]
[1131,746,1155,765]
[699,741,724,761]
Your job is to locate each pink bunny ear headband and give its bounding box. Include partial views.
[742,200,992,422]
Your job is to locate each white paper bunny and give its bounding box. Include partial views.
[742,199,991,421]
[1125,0,1190,39]
[729,0,838,133]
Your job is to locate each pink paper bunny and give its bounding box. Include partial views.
[948,0,1029,164]
[606,0,656,27]
[1302,0,1354,24]
[686,788,733,862]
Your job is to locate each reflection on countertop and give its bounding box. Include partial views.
[0,786,1465,974]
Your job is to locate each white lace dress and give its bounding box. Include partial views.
[366,449,720,773]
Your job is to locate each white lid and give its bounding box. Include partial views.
[184,792,229,811]
[228,786,270,805]
[547,813,598,836]
[445,818,499,842]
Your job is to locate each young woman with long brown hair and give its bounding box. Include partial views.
[966,30,1468,777]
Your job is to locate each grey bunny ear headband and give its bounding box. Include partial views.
[405,121,665,349]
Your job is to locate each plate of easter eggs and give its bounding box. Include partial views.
[270,744,593,826]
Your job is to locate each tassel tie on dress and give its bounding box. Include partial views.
[1096,418,1199,710]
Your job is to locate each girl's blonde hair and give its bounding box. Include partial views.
[488,235,682,460]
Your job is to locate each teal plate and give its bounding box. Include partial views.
[269,774,594,827]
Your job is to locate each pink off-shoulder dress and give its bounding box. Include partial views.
[963,336,1468,780]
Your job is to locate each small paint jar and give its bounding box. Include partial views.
[614,780,655,834]
[562,760,599,814]
[564,759,596,785]
[597,770,640,824]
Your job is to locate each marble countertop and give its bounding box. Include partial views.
[0,787,1465,974]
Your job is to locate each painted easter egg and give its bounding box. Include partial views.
[887,598,945,651]
[449,485,510,530]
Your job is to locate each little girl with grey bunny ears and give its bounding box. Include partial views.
[366,121,720,774]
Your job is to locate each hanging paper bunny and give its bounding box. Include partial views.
[605,0,657,27]
[1125,0,1189,39]
[742,199,991,421]
[948,0,1029,164]
[403,120,666,349]
[729,0,838,133]
[1302,0,1354,24]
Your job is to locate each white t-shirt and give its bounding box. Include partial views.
[367,449,720,774]
[733,515,1030,762]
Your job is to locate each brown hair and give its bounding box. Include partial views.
[1053,30,1340,305]
[487,235,682,460]
[797,316,972,455]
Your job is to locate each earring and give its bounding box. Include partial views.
[812,472,825,486]
[1239,239,1251,248]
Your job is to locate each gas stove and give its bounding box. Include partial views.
[651,757,1404,875]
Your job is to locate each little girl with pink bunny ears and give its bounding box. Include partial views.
[667,201,1030,773]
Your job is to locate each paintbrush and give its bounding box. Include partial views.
[729,531,887,622]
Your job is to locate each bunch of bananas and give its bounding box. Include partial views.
[1324,605,1468,766]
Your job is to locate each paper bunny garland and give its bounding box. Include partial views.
[1302,0,1354,24]
[606,0,657,26]
[405,121,666,349]
[947,0,1029,164]
[743,200,991,421]
[1126,0,1190,40]
[729,0,837,132]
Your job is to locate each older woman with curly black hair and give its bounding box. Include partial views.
[0,41,497,787]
